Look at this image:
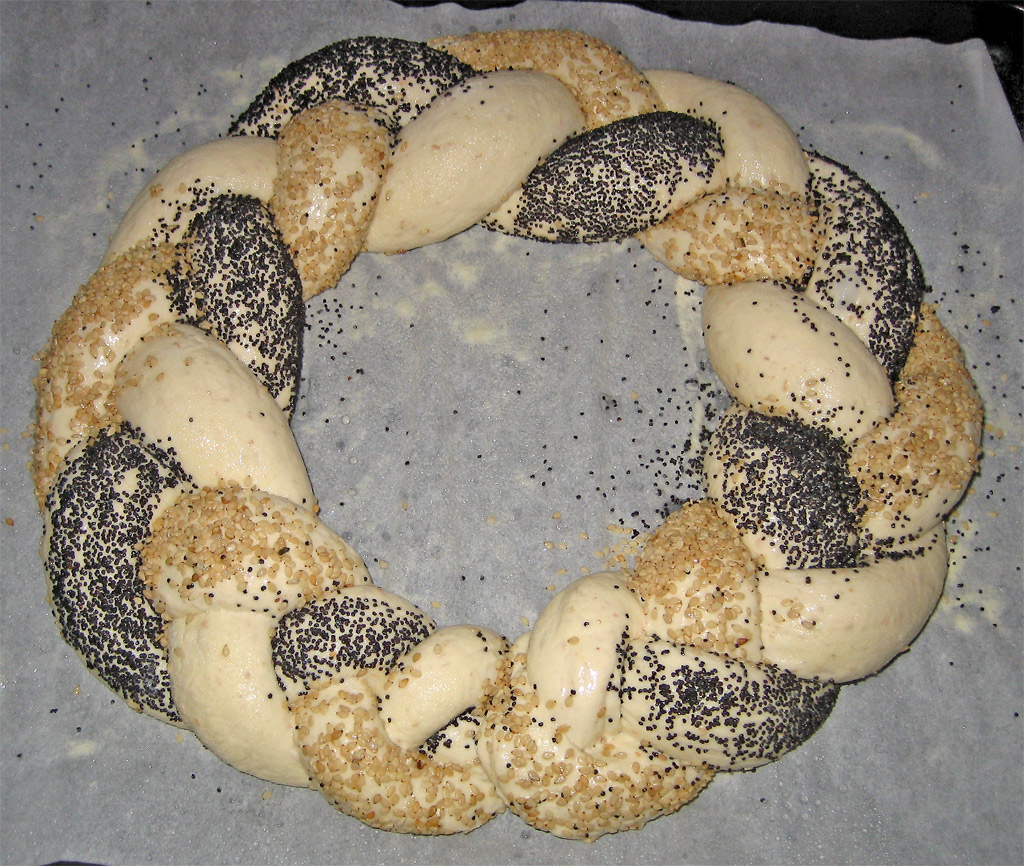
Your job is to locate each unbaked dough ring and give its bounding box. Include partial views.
[34,28,984,841]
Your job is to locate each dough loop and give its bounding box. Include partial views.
[34,30,981,839]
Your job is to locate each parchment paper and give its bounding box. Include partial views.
[2,2,1021,864]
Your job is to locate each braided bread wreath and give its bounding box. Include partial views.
[33,30,982,840]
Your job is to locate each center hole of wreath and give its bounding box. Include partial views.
[290,227,721,634]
